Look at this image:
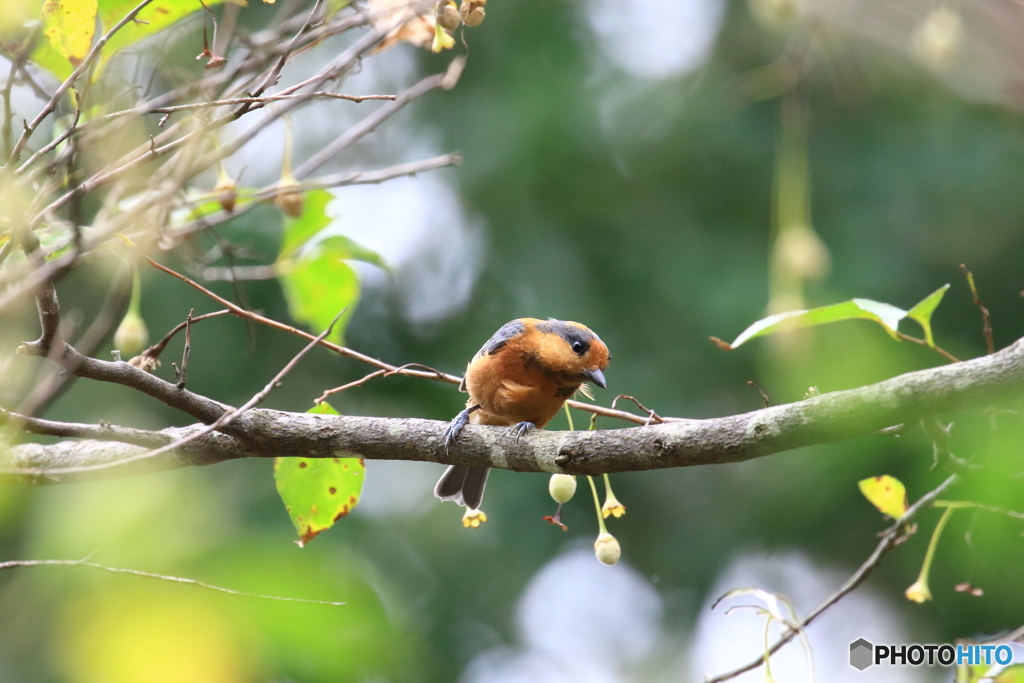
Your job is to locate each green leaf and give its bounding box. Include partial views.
[274,402,365,547]
[97,0,226,63]
[318,234,392,274]
[858,475,908,519]
[279,188,333,258]
[276,188,387,342]
[278,189,387,269]
[725,298,907,349]
[278,246,359,344]
[41,0,98,67]
[716,287,952,350]
[31,0,228,78]
[906,284,950,348]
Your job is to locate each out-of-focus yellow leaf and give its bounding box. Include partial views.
[60,586,249,683]
[42,0,98,66]
[97,0,227,62]
[0,0,39,46]
[30,0,228,78]
[858,475,908,519]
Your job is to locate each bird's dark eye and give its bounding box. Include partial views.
[571,340,585,355]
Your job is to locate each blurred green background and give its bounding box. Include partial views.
[3,0,1024,680]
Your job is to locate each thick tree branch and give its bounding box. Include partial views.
[4,337,1024,484]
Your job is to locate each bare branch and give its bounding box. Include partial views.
[961,263,995,355]
[1,408,172,448]
[15,225,69,360]
[174,153,462,248]
[293,57,465,180]
[4,337,1024,484]
[31,309,346,477]
[704,474,958,683]
[5,0,158,165]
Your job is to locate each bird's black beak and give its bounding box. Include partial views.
[584,367,607,389]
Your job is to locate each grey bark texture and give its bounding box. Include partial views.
[4,337,1024,484]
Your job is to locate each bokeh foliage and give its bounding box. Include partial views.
[3,0,1024,680]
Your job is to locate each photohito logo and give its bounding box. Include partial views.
[849,639,1015,670]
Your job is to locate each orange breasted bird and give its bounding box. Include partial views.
[434,318,611,513]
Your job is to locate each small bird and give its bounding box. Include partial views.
[434,318,611,514]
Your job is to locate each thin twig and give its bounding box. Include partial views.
[5,0,158,165]
[961,264,995,355]
[143,254,668,426]
[747,381,770,408]
[293,57,465,180]
[895,331,959,363]
[922,418,976,474]
[315,363,449,403]
[247,0,325,101]
[28,308,346,476]
[0,558,344,606]
[173,309,194,389]
[142,309,230,364]
[704,474,958,683]
[104,91,397,120]
[16,267,132,417]
[0,407,173,447]
[610,395,666,425]
[171,153,462,246]
[932,499,1024,521]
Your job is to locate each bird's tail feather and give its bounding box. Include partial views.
[434,465,490,510]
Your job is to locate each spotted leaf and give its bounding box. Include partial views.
[274,402,365,546]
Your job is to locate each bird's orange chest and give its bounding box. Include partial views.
[463,341,577,428]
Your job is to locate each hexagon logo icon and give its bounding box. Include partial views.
[850,638,874,670]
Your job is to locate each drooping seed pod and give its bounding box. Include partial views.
[274,180,305,218]
[436,1,461,31]
[114,309,149,356]
[214,163,237,213]
[274,119,304,217]
[459,0,485,27]
[548,474,577,504]
[594,532,621,566]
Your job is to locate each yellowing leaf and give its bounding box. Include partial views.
[858,475,908,519]
[97,0,227,64]
[31,0,228,78]
[42,0,98,66]
[274,402,365,546]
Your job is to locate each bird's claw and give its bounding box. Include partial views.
[443,409,472,453]
[512,421,536,443]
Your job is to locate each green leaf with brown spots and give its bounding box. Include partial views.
[41,0,98,67]
[274,402,364,546]
[31,0,229,79]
